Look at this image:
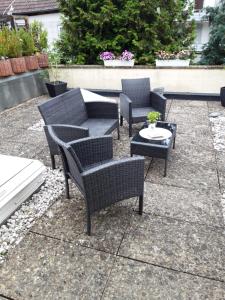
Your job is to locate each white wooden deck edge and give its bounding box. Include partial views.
[0,157,46,225]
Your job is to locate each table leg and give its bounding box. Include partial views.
[173,136,176,149]
[164,158,167,177]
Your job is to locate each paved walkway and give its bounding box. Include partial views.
[0,97,225,299]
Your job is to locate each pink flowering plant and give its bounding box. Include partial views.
[100,50,134,61]
[120,50,134,61]
[156,50,190,60]
[99,51,115,61]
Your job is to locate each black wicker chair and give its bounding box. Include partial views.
[48,125,145,235]
[120,78,167,136]
[38,88,119,169]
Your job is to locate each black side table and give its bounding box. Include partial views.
[130,121,177,176]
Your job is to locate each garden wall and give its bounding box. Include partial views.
[53,65,225,94]
[0,70,47,112]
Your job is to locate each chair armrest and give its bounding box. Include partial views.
[120,93,132,121]
[82,157,145,213]
[68,135,113,168]
[150,92,167,121]
[85,101,118,119]
[45,124,89,155]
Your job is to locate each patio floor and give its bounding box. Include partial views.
[0,96,225,299]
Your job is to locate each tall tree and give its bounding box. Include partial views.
[57,0,195,64]
[201,0,225,65]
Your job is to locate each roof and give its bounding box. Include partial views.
[0,0,59,15]
[195,0,204,10]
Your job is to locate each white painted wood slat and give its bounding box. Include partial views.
[0,155,46,224]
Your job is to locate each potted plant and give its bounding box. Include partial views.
[30,21,49,68]
[0,28,13,77]
[155,50,191,67]
[8,30,27,74]
[19,29,39,71]
[45,50,67,97]
[147,111,161,129]
[100,50,135,67]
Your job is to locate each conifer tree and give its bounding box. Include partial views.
[57,0,195,64]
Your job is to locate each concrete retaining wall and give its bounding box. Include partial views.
[0,70,47,112]
[52,65,225,94]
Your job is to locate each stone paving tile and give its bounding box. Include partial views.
[170,141,215,166]
[0,113,17,129]
[0,141,43,159]
[142,182,224,227]
[102,257,225,300]
[0,127,24,141]
[168,111,209,126]
[176,133,214,151]
[32,191,136,254]
[0,232,115,300]
[207,101,224,112]
[119,213,225,281]
[146,155,219,192]
[7,130,47,145]
[170,104,209,116]
[173,100,208,108]
[174,123,211,137]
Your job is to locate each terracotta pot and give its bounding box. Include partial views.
[0,59,14,77]
[37,53,49,68]
[25,55,39,71]
[10,57,27,74]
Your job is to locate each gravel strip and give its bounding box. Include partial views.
[0,168,64,264]
[27,119,44,131]
[210,112,225,224]
[210,114,225,151]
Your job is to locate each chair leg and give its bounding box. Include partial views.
[87,212,91,236]
[117,125,120,140]
[139,195,143,215]
[129,122,132,137]
[65,176,70,199]
[120,115,123,126]
[164,159,168,177]
[50,154,56,169]
[173,137,176,149]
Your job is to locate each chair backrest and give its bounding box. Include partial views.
[121,78,151,108]
[48,125,85,193]
[38,88,88,126]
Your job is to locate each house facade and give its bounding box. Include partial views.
[0,0,61,46]
[193,0,220,52]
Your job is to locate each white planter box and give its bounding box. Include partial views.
[104,59,135,67]
[156,59,190,67]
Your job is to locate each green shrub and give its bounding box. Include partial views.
[30,21,48,52]
[7,30,22,58]
[0,27,9,58]
[18,29,36,56]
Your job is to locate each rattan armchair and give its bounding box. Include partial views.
[48,125,145,235]
[120,78,167,136]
